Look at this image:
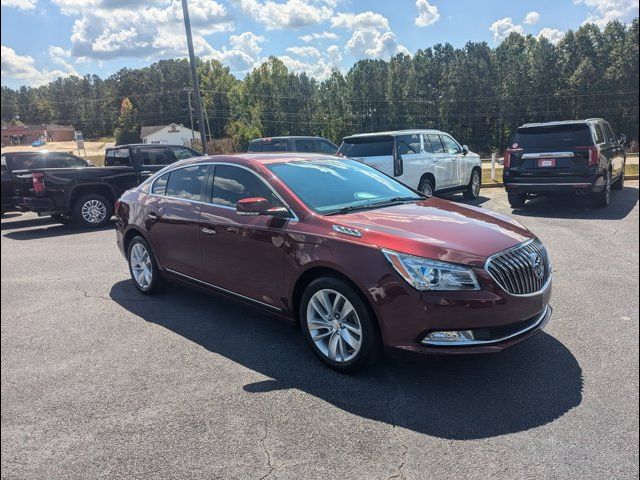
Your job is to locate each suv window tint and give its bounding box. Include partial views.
[294,139,316,152]
[513,124,593,148]
[106,148,131,166]
[212,165,281,208]
[138,147,171,166]
[440,135,461,154]
[592,124,605,144]
[168,146,197,161]
[152,172,170,195]
[316,139,337,154]
[396,134,421,155]
[425,134,445,153]
[602,122,616,143]
[338,136,394,157]
[165,165,208,201]
[260,139,289,152]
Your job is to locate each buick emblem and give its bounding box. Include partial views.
[529,252,544,279]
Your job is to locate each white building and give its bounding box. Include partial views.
[140,123,199,145]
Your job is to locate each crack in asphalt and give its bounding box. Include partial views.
[386,365,409,480]
[258,420,275,480]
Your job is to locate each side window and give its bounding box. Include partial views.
[260,139,289,152]
[396,134,421,155]
[592,124,605,144]
[152,172,170,195]
[108,149,131,166]
[316,139,337,154]
[603,123,616,144]
[47,154,88,168]
[440,135,461,154]
[426,134,445,154]
[211,165,282,208]
[138,147,171,166]
[294,139,316,152]
[169,147,197,161]
[165,165,208,201]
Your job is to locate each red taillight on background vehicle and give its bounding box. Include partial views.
[503,150,511,168]
[114,200,121,214]
[576,145,600,166]
[32,172,45,194]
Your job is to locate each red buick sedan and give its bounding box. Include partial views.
[115,154,552,372]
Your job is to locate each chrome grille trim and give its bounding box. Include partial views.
[485,239,551,296]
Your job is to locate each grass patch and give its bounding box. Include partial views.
[625,163,639,176]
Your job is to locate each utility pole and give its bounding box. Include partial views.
[181,0,207,154]
[185,87,195,142]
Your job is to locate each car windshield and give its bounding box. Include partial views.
[267,158,421,214]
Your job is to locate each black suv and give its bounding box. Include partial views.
[503,119,626,208]
[247,136,338,154]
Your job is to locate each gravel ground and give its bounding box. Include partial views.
[2,183,638,480]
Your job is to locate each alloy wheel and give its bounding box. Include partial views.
[306,289,363,363]
[422,181,433,197]
[472,172,481,197]
[81,199,107,224]
[130,243,153,289]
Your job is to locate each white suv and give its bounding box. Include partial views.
[337,130,482,199]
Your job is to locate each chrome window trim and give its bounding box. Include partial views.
[165,268,282,311]
[148,161,299,222]
[484,238,552,297]
[521,151,576,159]
[421,305,551,346]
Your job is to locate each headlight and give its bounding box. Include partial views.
[382,249,480,291]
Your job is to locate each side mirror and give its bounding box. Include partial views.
[462,145,469,155]
[618,134,627,146]
[237,197,270,216]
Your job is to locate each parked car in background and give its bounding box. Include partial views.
[1,151,91,214]
[248,136,338,154]
[503,118,626,208]
[116,154,552,373]
[12,143,200,228]
[338,129,482,200]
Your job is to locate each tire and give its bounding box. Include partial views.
[463,169,481,200]
[508,192,527,208]
[51,213,73,225]
[612,165,625,191]
[300,277,381,373]
[72,194,112,228]
[127,236,163,294]
[418,177,435,197]
[593,170,611,208]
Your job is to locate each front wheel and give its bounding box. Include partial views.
[463,169,481,200]
[73,194,113,228]
[418,177,435,197]
[300,277,381,373]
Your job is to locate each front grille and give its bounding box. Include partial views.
[486,239,550,295]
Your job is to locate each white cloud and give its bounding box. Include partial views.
[278,55,332,79]
[229,31,265,57]
[537,27,565,44]
[236,0,332,30]
[1,45,78,86]
[286,46,322,57]
[346,30,408,60]
[331,11,389,31]
[414,0,440,27]
[575,0,639,27]
[523,11,540,25]
[1,0,36,9]
[489,17,524,43]
[299,31,338,42]
[326,44,342,64]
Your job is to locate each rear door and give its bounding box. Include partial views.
[395,133,426,189]
[509,124,594,178]
[293,138,316,153]
[338,136,395,177]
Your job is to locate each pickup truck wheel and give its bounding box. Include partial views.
[508,192,527,208]
[127,236,163,294]
[51,213,72,225]
[418,177,435,197]
[73,194,112,228]
[463,169,481,200]
[593,171,611,208]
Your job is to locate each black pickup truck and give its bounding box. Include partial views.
[12,144,200,228]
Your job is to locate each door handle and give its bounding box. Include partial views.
[201,227,216,235]
[226,226,240,233]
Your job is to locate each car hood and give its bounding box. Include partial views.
[329,198,533,267]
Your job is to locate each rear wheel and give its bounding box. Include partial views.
[127,236,163,294]
[73,194,112,228]
[463,169,481,200]
[300,277,381,373]
[418,177,435,197]
[593,170,611,208]
[508,192,527,208]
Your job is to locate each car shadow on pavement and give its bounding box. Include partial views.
[443,193,491,207]
[510,185,638,220]
[110,280,583,441]
[2,220,115,238]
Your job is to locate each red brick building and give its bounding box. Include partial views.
[1,124,75,145]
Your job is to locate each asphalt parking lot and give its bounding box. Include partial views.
[2,183,638,480]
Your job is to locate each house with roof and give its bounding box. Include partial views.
[140,123,199,146]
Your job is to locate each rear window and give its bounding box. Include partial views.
[105,148,131,166]
[338,136,394,158]
[513,124,594,149]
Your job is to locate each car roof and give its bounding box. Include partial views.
[343,129,444,140]
[520,119,605,128]
[107,143,194,149]
[166,152,342,168]
[250,136,332,142]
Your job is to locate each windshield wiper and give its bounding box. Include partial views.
[326,196,419,215]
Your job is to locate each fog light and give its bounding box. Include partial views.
[422,330,475,345]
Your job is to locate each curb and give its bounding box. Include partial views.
[482,174,639,189]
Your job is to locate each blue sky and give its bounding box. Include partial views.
[1,0,638,88]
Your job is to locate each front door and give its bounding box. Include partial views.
[424,134,454,189]
[198,164,288,310]
[440,134,465,187]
